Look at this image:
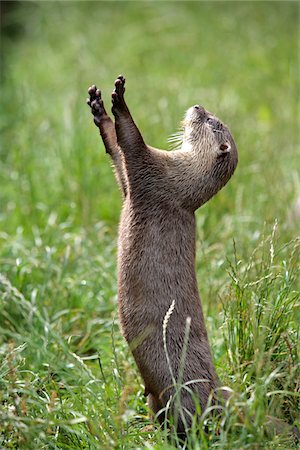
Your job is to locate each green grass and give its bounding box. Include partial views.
[0,1,299,448]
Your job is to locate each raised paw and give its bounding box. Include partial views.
[111,75,127,114]
[86,84,107,127]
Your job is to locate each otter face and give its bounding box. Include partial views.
[180,104,238,208]
[183,104,238,174]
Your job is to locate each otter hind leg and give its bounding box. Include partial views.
[148,392,191,443]
[148,393,165,425]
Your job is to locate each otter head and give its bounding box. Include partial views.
[181,105,238,209]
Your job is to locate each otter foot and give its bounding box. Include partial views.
[87,85,108,127]
[111,75,127,116]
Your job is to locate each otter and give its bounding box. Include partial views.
[87,76,238,437]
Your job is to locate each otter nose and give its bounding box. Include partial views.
[193,105,206,118]
[194,105,205,111]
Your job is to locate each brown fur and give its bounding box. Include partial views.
[87,76,238,437]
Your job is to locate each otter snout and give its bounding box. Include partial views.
[193,105,206,114]
[185,105,207,122]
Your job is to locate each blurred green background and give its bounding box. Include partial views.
[1,1,299,232]
[0,2,299,448]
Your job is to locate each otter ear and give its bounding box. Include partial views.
[217,142,231,156]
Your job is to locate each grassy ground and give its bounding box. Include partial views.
[0,1,299,449]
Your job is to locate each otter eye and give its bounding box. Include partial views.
[194,105,200,109]
[207,117,223,134]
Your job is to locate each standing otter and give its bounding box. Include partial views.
[87,76,238,437]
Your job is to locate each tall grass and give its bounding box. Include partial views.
[1,1,299,448]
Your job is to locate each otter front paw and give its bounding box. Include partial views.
[87,85,107,127]
[111,75,127,115]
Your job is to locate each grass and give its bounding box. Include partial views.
[0,1,299,448]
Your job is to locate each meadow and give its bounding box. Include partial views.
[0,1,299,448]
